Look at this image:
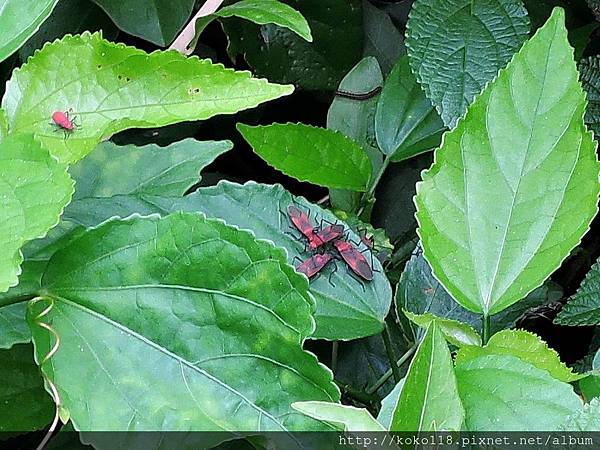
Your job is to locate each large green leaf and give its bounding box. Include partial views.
[456,329,583,382]
[455,355,582,431]
[0,0,59,63]
[2,32,293,164]
[406,0,529,127]
[580,56,600,138]
[415,9,600,316]
[555,256,600,325]
[223,0,362,91]
[0,134,74,293]
[237,123,372,191]
[143,182,392,341]
[291,401,385,431]
[70,139,231,199]
[215,0,312,42]
[390,322,464,432]
[29,213,339,437]
[375,56,445,162]
[91,0,194,46]
[0,343,54,432]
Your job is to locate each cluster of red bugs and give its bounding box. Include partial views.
[286,204,374,286]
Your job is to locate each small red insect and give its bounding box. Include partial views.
[287,205,344,250]
[50,109,80,137]
[296,253,335,279]
[333,239,374,281]
[311,223,344,250]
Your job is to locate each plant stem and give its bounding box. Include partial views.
[367,344,416,395]
[169,0,225,54]
[0,294,35,309]
[335,380,378,405]
[358,156,391,216]
[482,314,491,345]
[331,341,339,373]
[382,324,401,384]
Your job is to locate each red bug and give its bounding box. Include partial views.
[333,239,374,281]
[296,253,335,279]
[311,224,344,250]
[286,205,344,250]
[50,109,80,137]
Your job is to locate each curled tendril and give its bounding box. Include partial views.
[29,296,62,450]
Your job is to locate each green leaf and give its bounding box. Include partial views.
[2,32,293,164]
[327,56,383,211]
[403,310,481,347]
[406,0,530,127]
[0,134,74,293]
[559,398,600,431]
[455,355,582,431]
[327,56,383,164]
[0,343,54,432]
[0,303,30,349]
[29,213,339,436]
[0,0,59,63]
[291,402,385,431]
[390,322,464,432]
[223,0,362,91]
[362,1,404,75]
[70,139,231,199]
[377,379,404,430]
[415,9,600,316]
[579,371,600,402]
[580,56,600,138]
[375,56,445,162]
[456,329,583,383]
[139,182,392,341]
[237,123,372,191]
[570,23,599,61]
[92,0,194,46]
[555,256,600,325]
[216,0,312,42]
[54,177,392,340]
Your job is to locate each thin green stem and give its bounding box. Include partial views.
[335,380,378,405]
[0,294,36,309]
[331,341,339,373]
[382,324,401,384]
[482,314,491,345]
[358,156,391,216]
[366,344,416,395]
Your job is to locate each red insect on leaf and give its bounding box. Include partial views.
[287,204,317,239]
[333,240,373,281]
[296,253,334,279]
[310,224,344,250]
[50,109,80,138]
